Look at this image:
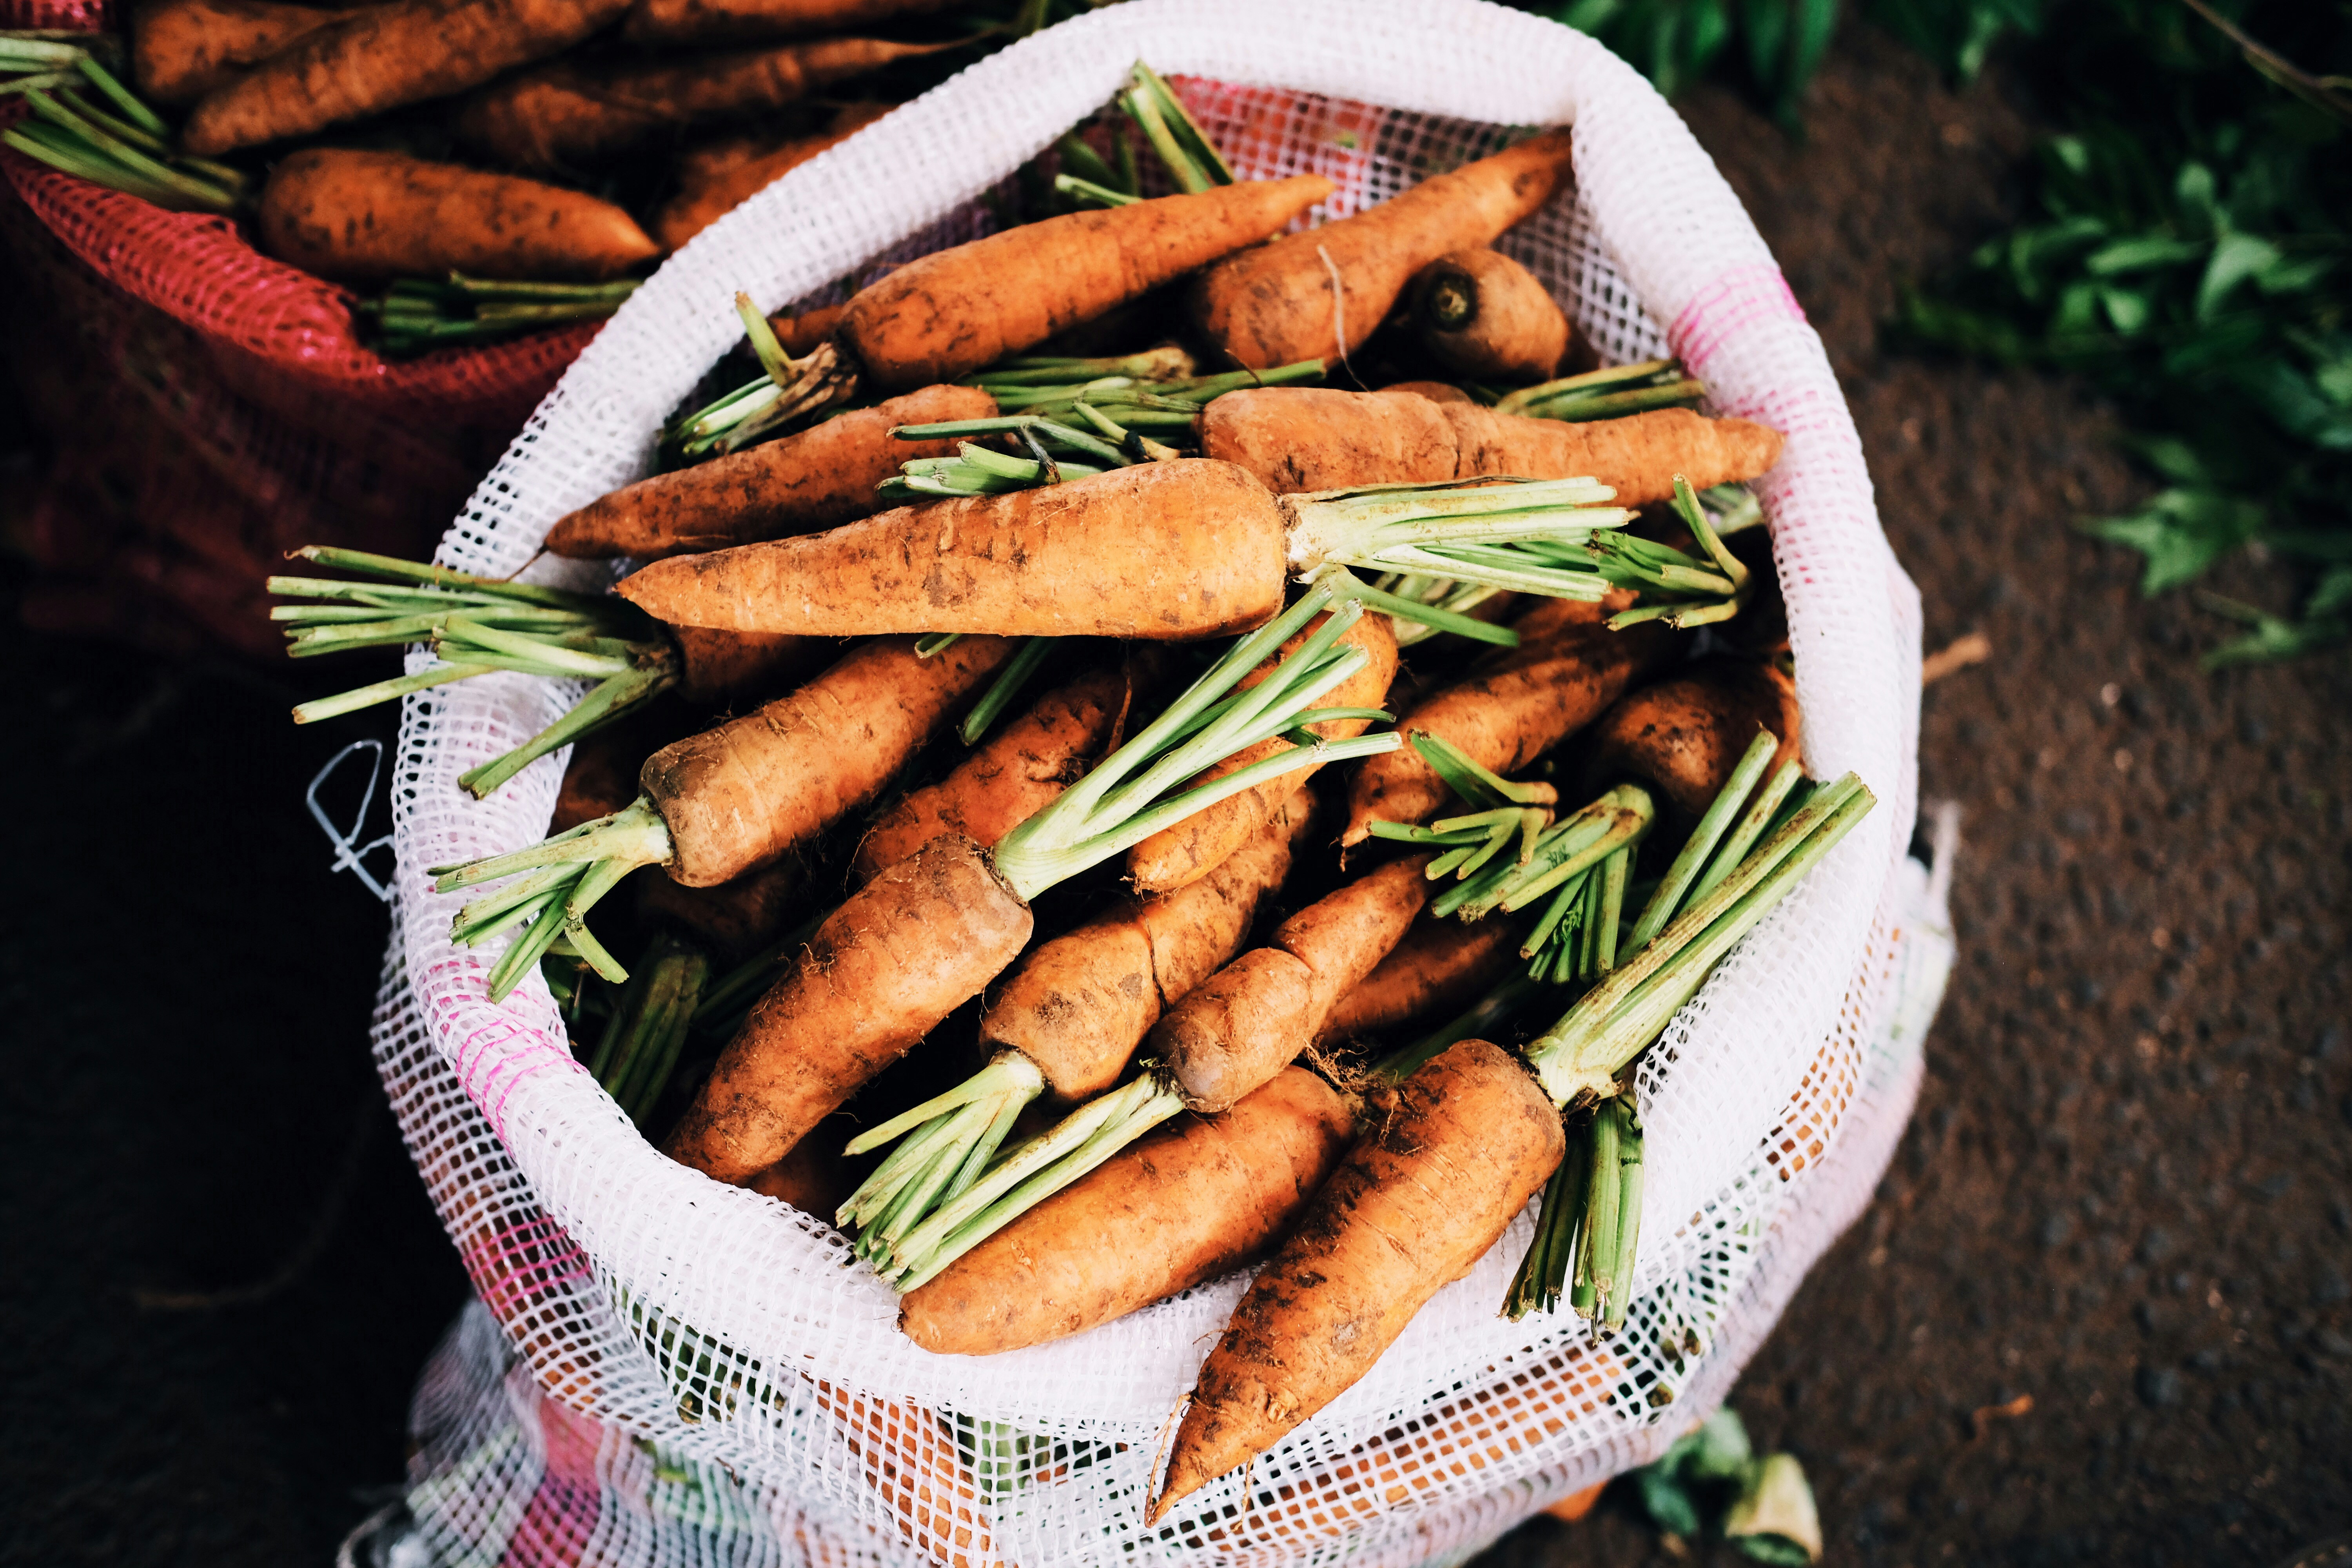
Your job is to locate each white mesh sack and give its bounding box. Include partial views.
[363,2,1943,1563]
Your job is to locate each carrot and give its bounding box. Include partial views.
[1153,853,1434,1113]
[253,149,658,283]
[977,788,1314,1100]
[129,0,345,106]
[455,38,941,175]
[1147,1038,1564,1521]
[841,175,1334,393]
[666,623,833,702]
[1188,130,1573,371]
[852,653,1161,884]
[624,0,960,47]
[546,384,996,561]
[1379,378,1473,404]
[745,1123,848,1213]
[1341,608,1674,845]
[1201,387,1786,508]
[613,461,1617,650]
[180,0,632,155]
[1407,247,1572,384]
[635,853,808,959]
[552,708,682,832]
[1127,608,1397,895]
[899,1067,1353,1356]
[655,102,889,251]
[1313,912,1521,1046]
[769,300,847,359]
[1584,658,1800,817]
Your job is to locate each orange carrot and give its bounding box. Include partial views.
[841,175,1333,392]
[1314,913,1521,1046]
[1151,853,1432,1114]
[655,102,891,251]
[1189,131,1572,370]
[1584,658,1800,816]
[624,0,960,47]
[1149,1038,1563,1520]
[634,854,807,959]
[455,38,942,174]
[253,149,658,282]
[853,654,1161,884]
[1129,607,1397,893]
[1342,608,1673,845]
[546,384,996,561]
[768,300,848,359]
[900,1067,1354,1356]
[665,623,834,703]
[978,788,1314,1101]
[1407,247,1572,383]
[181,0,633,155]
[1201,387,1785,507]
[129,0,345,106]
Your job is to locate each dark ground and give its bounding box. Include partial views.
[2,21,2348,1568]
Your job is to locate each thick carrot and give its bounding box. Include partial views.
[853,655,1158,884]
[979,788,1314,1101]
[648,634,1012,886]
[1153,854,1432,1113]
[181,0,632,155]
[666,833,1032,1189]
[456,38,939,174]
[1342,610,1672,845]
[547,384,995,561]
[254,149,657,283]
[1314,913,1521,1046]
[1189,131,1572,371]
[625,0,959,46]
[655,102,889,251]
[1440,403,1785,508]
[1584,658,1800,817]
[1408,247,1572,384]
[130,0,345,106]
[745,1123,848,1213]
[1149,1038,1563,1520]
[842,175,1333,392]
[615,460,1289,639]
[1379,378,1473,404]
[900,1067,1353,1356]
[1202,387,1785,506]
[1130,609,1396,893]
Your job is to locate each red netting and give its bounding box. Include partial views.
[0,0,603,653]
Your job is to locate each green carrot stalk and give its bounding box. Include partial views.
[1493,359,1707,422]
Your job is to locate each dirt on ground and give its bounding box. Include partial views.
[0,20,2346,1568]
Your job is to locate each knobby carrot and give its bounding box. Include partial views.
[130,0,345,105]
[456,38,941,174]
[254,149,658,282]
[1189,130,1573,370]
[900,1068,1354,1356]
[1407,247,1573,384]
[546,384,996,560]
[181,0,632,154]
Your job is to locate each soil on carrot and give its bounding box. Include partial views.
[0,20,2345,1568]
[1480,22,2352,1568]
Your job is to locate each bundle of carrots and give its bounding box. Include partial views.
[258,80,1882,1530]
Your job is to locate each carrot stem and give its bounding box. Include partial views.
[959,636,1055,744]
[1624,731,1777,948]
[1506,1114,1592,1320]
[457,663,670,799]
[1689,759,1805,905]
[291,662,498,724]
[1054,172,1138,207]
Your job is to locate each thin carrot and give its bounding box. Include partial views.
[129,0,344,106]
[1189,130,1573,370]
[546,384,996,561]
[899,1068,1353,1356]
[1201,386,1786,508]
[1152,853,1434,1114]
[1584,658,1801,816]
[623,0,961,47]
[1147,1038,1563,1521]
[180,0,632,155]
[254,149,658,282]
[1313,912,1521,1046]
[655,102,889,251]
[1407,247,1572,384]
[455,38,943,174]
[1341,604,1673,845]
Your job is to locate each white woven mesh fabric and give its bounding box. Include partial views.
[367,1,1930,1561]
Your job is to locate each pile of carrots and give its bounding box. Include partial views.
[271,97,1870,1528]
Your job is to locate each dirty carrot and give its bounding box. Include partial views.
[654,101,889,251]
[181,0,632,155]
[1407,247,1572,384]
[1584,657,1800,817]
[129,0,343,105]
[255,149,659,281]
[622,0,960,47]
[1313,912,1523,1046]
[1189,129,1574,370]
